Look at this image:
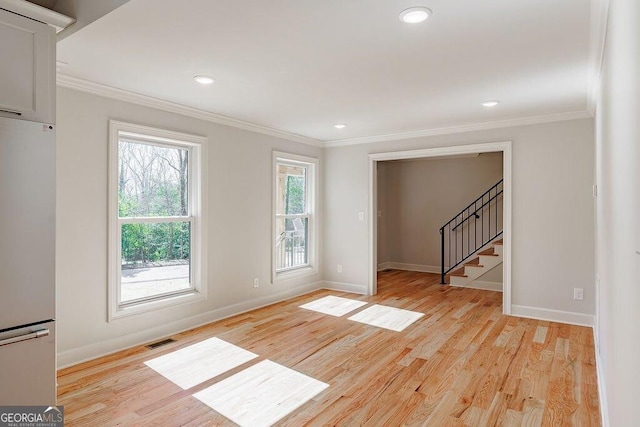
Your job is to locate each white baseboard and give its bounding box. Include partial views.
[450,280,503,292]
[377,262,392,271]
[377,262,440,274]
[510,305,595,327]
[57,282,323,369]
[321,281,368,295]
[594,329,609,427]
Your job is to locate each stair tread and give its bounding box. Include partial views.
[478,249,498,256]
[448,241,502,280]
[450,267,467,277]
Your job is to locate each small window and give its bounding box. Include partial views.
[273,152,317,281]
[109,121,206,319]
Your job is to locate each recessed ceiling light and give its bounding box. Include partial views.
[399,7,432,24]
[482,100,500,107]
[334,124,347,129]
[194,75,215,85]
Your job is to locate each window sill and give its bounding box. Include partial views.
[108,289,206,322]
[273,266,318,283]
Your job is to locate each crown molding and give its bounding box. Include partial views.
[56,74,323,147]
[57,74,593,150]
[324,110,593,148]
[586,0,611,114]
[0,0,75,32]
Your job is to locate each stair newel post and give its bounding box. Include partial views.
[440,226,445,284]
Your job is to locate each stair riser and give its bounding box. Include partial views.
[448,239,504,287]
[450,262,502,286]
[450,275,469,286]
[450,254,502,286]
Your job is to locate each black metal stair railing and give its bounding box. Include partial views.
[440,179,504,284]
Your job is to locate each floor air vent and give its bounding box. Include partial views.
[146,338,176,349]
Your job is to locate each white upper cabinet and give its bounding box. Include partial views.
[0,8,55,124]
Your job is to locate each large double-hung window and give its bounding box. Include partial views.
[273,152,317,281]
[108,121,206,319]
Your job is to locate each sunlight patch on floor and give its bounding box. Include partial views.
[299,295,368,317]
[348,304,424,332]
[193,360,329,427]
[144,337,258,389]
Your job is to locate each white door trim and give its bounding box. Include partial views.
[368,141,513,315]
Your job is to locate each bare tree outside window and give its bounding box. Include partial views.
[118,140,192,303]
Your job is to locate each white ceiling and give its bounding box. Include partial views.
[57,0,593,144]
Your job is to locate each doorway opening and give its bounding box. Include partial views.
[368,142,512,314]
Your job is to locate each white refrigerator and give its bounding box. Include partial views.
[0,116,56,405]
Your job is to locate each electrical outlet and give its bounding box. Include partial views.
[573,288,583,301]
[337,264,343,273]
[253,278,260,288]
[358,211,365,221]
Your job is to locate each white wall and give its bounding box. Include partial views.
[477,264,503,284]
[56,87,323,367]
[378,153,503,269]
[324,118,595,318]
[594,0,640,424]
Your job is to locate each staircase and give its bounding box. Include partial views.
[448,238,502,287]
[440,179,503,284]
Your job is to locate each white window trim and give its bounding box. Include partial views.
[108,120,208,321]
[272,151,319,283]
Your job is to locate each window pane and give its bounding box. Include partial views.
[275,217,308,270]
[118,140,189,217]
[121,222,191,303]
[276,163,306,215]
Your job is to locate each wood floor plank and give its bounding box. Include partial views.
[57,270,601,426]
[503,408,525,426]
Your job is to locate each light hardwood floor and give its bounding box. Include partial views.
[58,270,601,426]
